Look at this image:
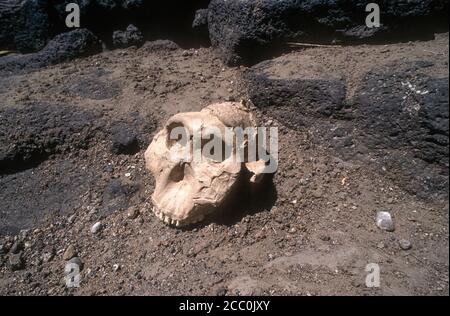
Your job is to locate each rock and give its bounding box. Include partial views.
[192,8,209,42]
[110,125,139,155]
[68,256,84,271]
[10,241,23,254]
[352,63,449,197]
[8,252,24,271]
[102,179,139,215]
[245,54,346,129]
[141,40,180,52]
[215,286,227,296]
[126,207,140,220]
[33,28,103,64]
[2,1,211,53]
[208,0,449,65]
[112,24,144,48]
[399,239,412,250]
[0,0,23,50]
[0,29,102,74]
[0,103,104,175]
[63,245,77,261]
[251,55,449,199]
[376,211,395,232]
[13,0,55,53]
[192,9,208,30]
[113,264,121,272]
[90,222,103,234]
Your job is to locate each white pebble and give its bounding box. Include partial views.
[90,222,102,234]
[376,211,395,232]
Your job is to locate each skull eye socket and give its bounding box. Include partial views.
[166,122,189,148]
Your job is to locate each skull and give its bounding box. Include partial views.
[145,101,268,227]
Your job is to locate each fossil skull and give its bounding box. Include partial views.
[145,101,268,227]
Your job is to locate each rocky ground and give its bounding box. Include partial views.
[0,32,448,296]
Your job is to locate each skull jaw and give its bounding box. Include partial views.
[152,203,207,227]
[150,168,241,227]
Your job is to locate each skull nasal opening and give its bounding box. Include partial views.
[169,163,185,182]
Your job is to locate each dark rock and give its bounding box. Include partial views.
[8,252,24,271]
[245,54,346,128]
[207,0,449,65]
[110,125,139,155]
[353,68,449,166]
[351,63,449,196]
[2,1,211,53]
[0,104,156,235]
[29,28,102,64]
[10,241,23,254]
[112,24,144,48]
[0,0,23,50]
[0,29,102,74]
[244,54,448,198]
[141,39,180,52]
[14,0,55,53]
[192,9,209,30]
[215,286,227,296]
[102,179,139,215]
[192,8,210,42]
[53,0,211,47]
[0,102,104,174]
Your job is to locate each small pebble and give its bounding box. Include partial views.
[91,222,102,234]
[63,245,77,261]
[8,252,24,271]
[215,287,227,296]
[399,239,412,250]
[127,207,139,220]
[10,241,23,254]
[376,211,395,232]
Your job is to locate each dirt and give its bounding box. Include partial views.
[0,34,448,296]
